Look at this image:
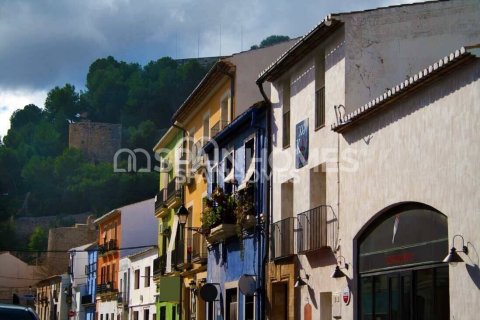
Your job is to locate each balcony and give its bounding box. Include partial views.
[96,282,117,295]
[191,233,208,264]
[81,294,93,305]
[206,224,237,244]
[166,177,183,207]
[173,239,185,270]
[296,205,328,254]
[99,239,118,255]
[155,189,167,213]
[271,217,295,260]
[153,255,166,277]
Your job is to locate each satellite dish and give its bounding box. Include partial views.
[199,283,218,302]
[239,275,256,296]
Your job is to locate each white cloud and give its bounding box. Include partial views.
[0,89,47,137]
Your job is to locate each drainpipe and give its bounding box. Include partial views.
[256,80,271,320]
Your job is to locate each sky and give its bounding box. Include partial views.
[0,0,421,137]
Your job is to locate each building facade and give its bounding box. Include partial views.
[256,1,480,319]
[203,104,268,320]
[84,244,98,320]
[69,243,96,320]
[128,248,158,320]
[36,274,69,320]
[153,127,184,320]
[95,199,157,320]
[170,38,297,320]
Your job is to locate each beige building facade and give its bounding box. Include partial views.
[258,1,480,319]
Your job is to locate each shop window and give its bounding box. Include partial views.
[358,203,449,320]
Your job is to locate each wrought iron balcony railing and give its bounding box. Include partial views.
[96,282,116,294]
[155,189,167,211]
[297,205,328,254]
[166,177,183,203]
[271,217,295,260]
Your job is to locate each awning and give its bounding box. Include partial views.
[166,215,179,273]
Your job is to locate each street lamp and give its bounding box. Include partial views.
[176,205,189,225]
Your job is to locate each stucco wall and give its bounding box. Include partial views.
[120,198,157,258]
[337,59,480,320]
[228,38,298,116]
[129,249,157,320]
[343,0,480,114]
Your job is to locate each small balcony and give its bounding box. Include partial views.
[191,233,208,264]
[166,177,183,207]
[153,255,166,277]
[297,205,328,254]
[271,217,295,260]
[173,239,185,270]
[155,189,167,213]
[96,282,116,295]
[98,239,118,256]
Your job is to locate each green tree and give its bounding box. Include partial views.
[28,226,47,251]
[251,35,290,50]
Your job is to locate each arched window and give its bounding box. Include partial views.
[358,203,449,320]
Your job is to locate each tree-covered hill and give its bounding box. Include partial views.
[0,56,213,250]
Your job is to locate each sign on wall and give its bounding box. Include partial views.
[296,119,309,168]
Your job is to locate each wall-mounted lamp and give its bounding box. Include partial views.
[331,255,349,278]
[443,234,469,265]
[294,270,310,288]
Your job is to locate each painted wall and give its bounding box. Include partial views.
[342,0,480,114]
[129,249,157,320]
[86,247,97,320]
[268,27,345,320]
[228,38,298,116]
[206,107,267,320]
[338,59,480,320]
[121,198,157,258]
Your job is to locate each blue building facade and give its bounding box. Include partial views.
[84,244,97,320]
[204,104,267,320]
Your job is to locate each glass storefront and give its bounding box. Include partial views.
[358,203,449,320]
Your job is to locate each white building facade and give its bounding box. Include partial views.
[127,248,157,320]
[257,1,480,319]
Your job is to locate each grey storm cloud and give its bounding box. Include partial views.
[0,0,408,92]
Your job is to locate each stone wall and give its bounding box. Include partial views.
[69,121,121,163]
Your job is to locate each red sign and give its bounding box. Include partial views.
[342,287,351,305]
[68,310,76,317]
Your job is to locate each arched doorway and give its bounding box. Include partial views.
[357,203,449,320]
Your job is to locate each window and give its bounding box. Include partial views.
[134,269,140,289]
[245,295,254,320]
[203,116,210,145]
[315,53,325,129]
[282,80,291,148]
[106,265,110,284]
[281,180,294,219]
[221,93,231,127]
[110,313,114,320]
[144,309,150,320]
[144,266,151,287]
[226,288,238,320]
[133,311,139,320]
[245,138,254,174]
[152,314,156,320]
[111,263,115,285]
[211,165,218,192]
[100,314,103,320]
